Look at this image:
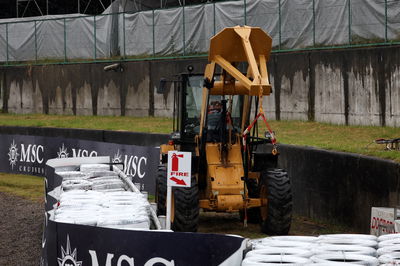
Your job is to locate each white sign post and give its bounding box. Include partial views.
[166,151,191,230]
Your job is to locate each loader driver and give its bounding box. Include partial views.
[207,100,222,130]
[207,100,228,142]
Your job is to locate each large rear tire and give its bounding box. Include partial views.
[171,175,199,232]
[155,165,199,232]
[260,168,292,235]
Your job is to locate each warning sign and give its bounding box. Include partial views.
[167,151,191,187]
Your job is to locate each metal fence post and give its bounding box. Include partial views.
[213,2,216,36]
[385,0,388,42]
[34,20,37,62]
[279,0,282,49]
[5,23,8,64]
[123,13,126,58]
[312,0,315,47]
[348,0,351,44]
[93,16,97,60]
[244,0,247,25]
[183,6,185,56]
[152,10,155,57]
[63,18,67,62]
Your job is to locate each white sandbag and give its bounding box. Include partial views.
[80,164,110,172]
[92,182,126,191]
[57,171,89,180]
[86,171,118,178]
[62,179,92,191]
[90,176,120,182]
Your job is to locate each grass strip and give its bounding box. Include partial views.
[0,113,172,133]
[0,173,44,202]
[0,113,399,162]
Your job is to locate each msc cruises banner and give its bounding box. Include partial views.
[42,220,245,266]
[0,134,159,194]
[41,159,246,266]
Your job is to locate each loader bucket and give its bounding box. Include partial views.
[206,26,273,96]
[209,26,273,63]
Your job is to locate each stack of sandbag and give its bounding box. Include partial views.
[81,164,126,192]
[57,164,127,192]
[56,171,92,191]
[54,190,150,230]
[97,191,150,229]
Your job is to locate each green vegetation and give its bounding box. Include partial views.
[0,113,399,162]
[0,113,172,133]
[266,120,400,162]
[0,173,44,202]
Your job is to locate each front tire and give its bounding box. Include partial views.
[259,168,292,235]
[172,175,199,232]
[155,165,199,232]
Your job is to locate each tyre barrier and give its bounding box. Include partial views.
[378,233,400,242]
[259,239,316,248]
[242,255,313,266]
[265,236,319,242]
[378,253,400,264]
[247,247,314,258]
[310,253,379,265]
[245,234,394,265]
[319,234,378,241]
[377,246,400,256]
[312,245,377,256]
[311,263,363,265]
[317,237,378,248]
[378,239,400,248]
[376,233,400,265]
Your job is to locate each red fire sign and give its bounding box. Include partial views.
[167,151,191,187]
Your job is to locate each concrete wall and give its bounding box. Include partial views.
[277,144,400,233]
[0,45,400,126]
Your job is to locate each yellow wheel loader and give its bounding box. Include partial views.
[156,26,292,235]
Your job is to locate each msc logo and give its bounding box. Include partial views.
[113,149,147,178]
[57,235,175,266]
[8,140,44,171]
[57,143,69,158]
[57,144,98,159]
[58,235,82,266]
[8,140,19,169]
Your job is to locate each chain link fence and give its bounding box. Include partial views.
[0,0,399,65]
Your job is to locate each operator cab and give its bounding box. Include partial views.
[182,74,243,142]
